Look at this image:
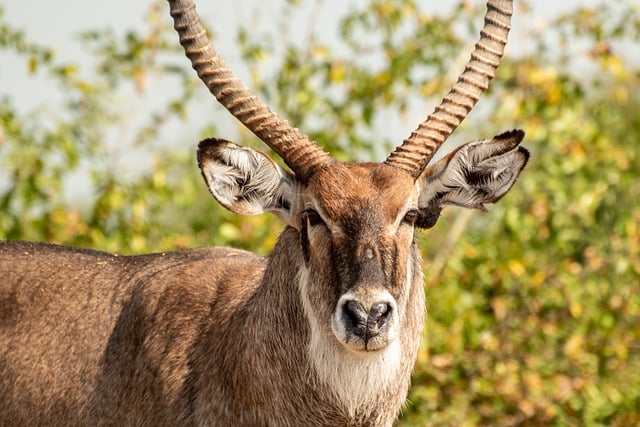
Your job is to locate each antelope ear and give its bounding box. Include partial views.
[416,130,529,228]
[197,138,298,223]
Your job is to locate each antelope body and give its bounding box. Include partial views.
[0,0,527,425]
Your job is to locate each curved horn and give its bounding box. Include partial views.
[385,0,513,178]
[168,0,333,181]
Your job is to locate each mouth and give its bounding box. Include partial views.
[340,332,394,353]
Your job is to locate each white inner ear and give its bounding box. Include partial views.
[201,146,296,216]
[474,154,525,200]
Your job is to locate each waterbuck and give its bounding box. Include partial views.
[0,0,527,425]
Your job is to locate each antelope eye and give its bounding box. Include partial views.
[304,208,325,227]
[403,209,419,225]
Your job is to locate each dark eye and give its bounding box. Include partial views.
[304,208,325,227]
[403,209,419,225]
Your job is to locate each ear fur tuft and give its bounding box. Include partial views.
[417,130,528,226]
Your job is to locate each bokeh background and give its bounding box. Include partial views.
[1,0,638,425]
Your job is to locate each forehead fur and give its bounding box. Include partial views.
[306,162,415,223]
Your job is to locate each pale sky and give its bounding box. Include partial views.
[0,0,626,162]
[2,0,608,113]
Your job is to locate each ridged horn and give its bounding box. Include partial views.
[385,0,514,178]
[168,0,333,181]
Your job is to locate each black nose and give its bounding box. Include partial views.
[369,302,391,328]
[343,300,392,338]
[344,300,368,329]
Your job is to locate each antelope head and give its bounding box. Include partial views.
[170,0,528,356]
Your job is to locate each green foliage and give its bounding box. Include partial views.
[1,1,639,425]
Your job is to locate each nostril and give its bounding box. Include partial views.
[344,300,368,329]
[369,302,392,327]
